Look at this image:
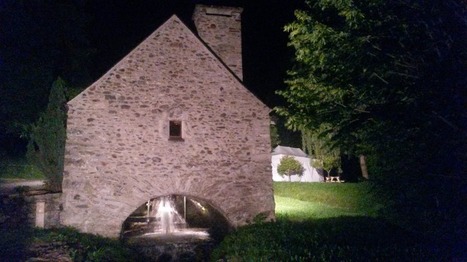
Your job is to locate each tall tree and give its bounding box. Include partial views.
[0,0,91,146]
[27,78,67,192]
[302,124,341,178]
[278,0,465,176]
[277,0,466,240]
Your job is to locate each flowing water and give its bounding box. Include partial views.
[151,196,186,234]
[122,195,229,261]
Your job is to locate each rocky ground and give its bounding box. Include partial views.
[25,242,72,262]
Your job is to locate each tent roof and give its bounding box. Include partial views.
[272,146,308,157]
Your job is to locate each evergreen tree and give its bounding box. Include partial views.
[27,78,67,192]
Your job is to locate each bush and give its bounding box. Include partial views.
[33,227,139,261]
[212,217,451,261]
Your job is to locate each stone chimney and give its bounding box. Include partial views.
[193,5,244,80]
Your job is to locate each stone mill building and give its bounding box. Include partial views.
[61,5,275,237]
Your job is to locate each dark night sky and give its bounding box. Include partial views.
[84,0,306,107]
[0,0,306,153]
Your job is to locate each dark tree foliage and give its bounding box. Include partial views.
[0,0,92,140]
[27,78,67,192]
[278,0,466,243]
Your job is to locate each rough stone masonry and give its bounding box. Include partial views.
[60,5,275,238]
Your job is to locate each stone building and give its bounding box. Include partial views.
[61,5,274,238]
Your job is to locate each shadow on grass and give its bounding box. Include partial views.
[212,216,460,261]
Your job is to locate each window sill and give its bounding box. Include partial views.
[169,137,185,142]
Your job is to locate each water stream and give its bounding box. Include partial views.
[122,195,230,261]
[151,196,186,234]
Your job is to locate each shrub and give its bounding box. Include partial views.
[212,217,451,261]
[34,227,139,261]
[277,156,304,182]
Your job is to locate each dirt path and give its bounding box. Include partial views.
[0,179,45,195]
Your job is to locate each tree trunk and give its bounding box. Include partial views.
[359,155,369,179]
[327,169,332,180]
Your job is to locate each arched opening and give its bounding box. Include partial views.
[121,194,231,242]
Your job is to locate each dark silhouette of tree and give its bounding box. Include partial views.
[0,0,92,145]
[27,78,67,192]
[277,0,466,242]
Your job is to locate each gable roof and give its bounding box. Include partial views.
[69,15,269,112]
[272,146,308,157]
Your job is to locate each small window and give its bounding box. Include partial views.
[169,120,183,141]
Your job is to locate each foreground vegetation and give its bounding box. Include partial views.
[212,182,461,261]
[1,227,138,261]
[0,182,462,261]
[212,217,446,261]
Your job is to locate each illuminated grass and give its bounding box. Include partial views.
[274,182,382,219]
[212,182,449,261]
[275,196,361,220]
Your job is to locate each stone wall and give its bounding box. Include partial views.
[25,193,62,229]
[1,192,61,229]
[61,8,274,238]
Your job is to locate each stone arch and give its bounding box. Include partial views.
[120,193,233,241]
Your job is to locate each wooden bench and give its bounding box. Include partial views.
[325,176,344,183]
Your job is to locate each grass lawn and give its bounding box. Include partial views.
[275,195,362,219]
[212,182,454,261]
[274,182,382,219]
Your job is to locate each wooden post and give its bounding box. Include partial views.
[35,201,45,228]
[359,155,369,179]
[146,200,151,223]
[183,196,187,221]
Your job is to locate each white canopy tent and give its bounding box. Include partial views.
[271,146,324,182]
